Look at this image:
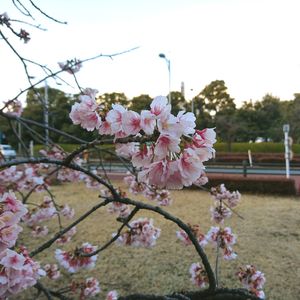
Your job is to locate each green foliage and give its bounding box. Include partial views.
[130,94,152,112]
[214,142,300,154]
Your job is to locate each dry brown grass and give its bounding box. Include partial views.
[16,181,300,300]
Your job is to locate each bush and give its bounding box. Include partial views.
[215,142,300,154]
[204,175,297,195]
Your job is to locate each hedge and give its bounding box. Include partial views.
[203,175,297,195]
[212,152,300,164]
[214,142,300,154]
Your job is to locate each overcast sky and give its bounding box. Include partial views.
[1,0,300,106]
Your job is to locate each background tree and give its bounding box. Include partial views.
[169,91,187,115]
[98,92,129,110]
[129,94,152,112]
[283,93,300,143]
[253,94,283,142]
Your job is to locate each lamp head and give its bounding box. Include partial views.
[159,53,166,58]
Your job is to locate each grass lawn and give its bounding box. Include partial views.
[16,181,300,300]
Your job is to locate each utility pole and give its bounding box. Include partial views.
[44,80,49,147]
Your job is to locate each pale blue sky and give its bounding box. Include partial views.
[1,0,300,106]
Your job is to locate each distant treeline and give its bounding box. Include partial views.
[1,79,300,149]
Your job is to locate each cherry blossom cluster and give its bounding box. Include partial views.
[210,184,241,224]
[0,165,46,194]
[107,201,132,219]
[4,99,23,117]
[58,58,82,74]
[39,146,102,189]
[237,265,266,299]
[55,242,98,273]
[0,247,45,299]
[115,217,161,248]
[211,184,241,208]
[70,93,216,190]
[176,224,207,247]
[0,192,44,298]
[23,196,75,241]
[0,191,27,251]
[100,188,132,219]
[124,174,172,206]
[44,263,61,280]
[22,196,57,227]
[206,226,237,260]
[70,277,101,299]
[189,262,209,288]
[56,227,77,245]
[69,88,102,131]
[106,290,118,300]
[31,225,49,237]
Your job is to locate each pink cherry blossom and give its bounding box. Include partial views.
[150,96,169,116]
[69,93,102,131]
[22,196,57,227]
[176,224,207,247]
[178,148,204,187]
[122,110,141,135]
[31,225,49,237]
[106,290,118,300]
[156,108,178,136]
[115,218,160,248]
[0,191,28,219]
[99,120,112,135]
[206,226,237,260]
[5,99,23,117]
[211,184,241,208]
[107,201,132,218]
[176,111,196,136]
[145,188,172,206]
[115,142,137,159]
[193,128,217,147]
[210,205,232,224]
[0,224,23,252]
[55,242,98,273]
[138,160,173,189]
[237,265,265,299]
[0,247,45,299]
[0,211,18,229]
[131,144,153,168]
[56,227,77,244]
[0,249,25,270]
[189,262,208,288]
[193,171,209,187]
[106,104,127,134]
[60,204,75,219]
[154,134,180,159]
[80,277,101,299]
[140,110,156,135]
[44,264,60,280]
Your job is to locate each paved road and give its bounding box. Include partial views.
[87,162,300,176]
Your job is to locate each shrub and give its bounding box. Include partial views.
[204,175,297,195]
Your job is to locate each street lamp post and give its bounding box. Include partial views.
[158,53,171,105]
[283,124,290,179]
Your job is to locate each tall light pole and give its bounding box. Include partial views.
[158,53,171,105]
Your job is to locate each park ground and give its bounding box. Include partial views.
[16,181,300,300]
